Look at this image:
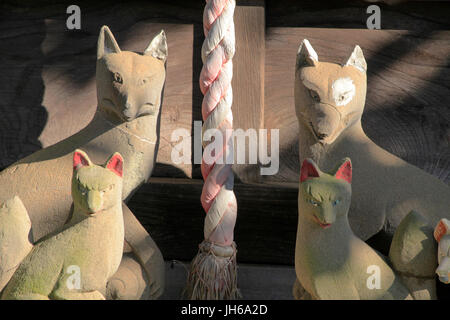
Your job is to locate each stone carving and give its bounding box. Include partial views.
[0,197,33,291]
[2,150,124,300]
[0,26,167,299]
[434,219,450,284]
[294,158,437,300]
[294,39,450,248]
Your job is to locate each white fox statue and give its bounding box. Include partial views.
[294,39,450,243]
[0,26,167,299]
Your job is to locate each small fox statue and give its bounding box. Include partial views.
[294,158,437,300]
[0,26,167,299]
[434,219,450,284]
[294,39,450,247]
[1,150,124,300]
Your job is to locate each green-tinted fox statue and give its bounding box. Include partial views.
[294,158,437,300]
[2,150,124,300]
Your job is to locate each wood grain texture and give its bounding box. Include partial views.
[265,0,450,30]
[231,3,265,183]
[264,28,450,184]
[128,178,299,265]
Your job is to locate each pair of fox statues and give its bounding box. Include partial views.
[0,26,448,300]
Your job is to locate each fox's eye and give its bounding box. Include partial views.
[113,72,123,84]
[78,185,87,195]
[309,90,320,102]
[309,199,320,206]
[332,199,340,206]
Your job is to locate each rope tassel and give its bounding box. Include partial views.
[184,0,240,300]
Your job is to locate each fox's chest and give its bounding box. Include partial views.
[295,232,397,300]
[55,215,124,282]
[295,239,356,298]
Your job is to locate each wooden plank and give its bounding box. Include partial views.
[231,2,265,183]
[264,28,450,184]
[265,0,450,30]
[128,177,299,265]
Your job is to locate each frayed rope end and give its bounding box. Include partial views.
[183,240,240,300]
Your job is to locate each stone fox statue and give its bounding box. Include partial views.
[294,39,450,246]
[294,158,437,300]
[2,150,124,300]
[434,219,450,284]
[0,26,167,299]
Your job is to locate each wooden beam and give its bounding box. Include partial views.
[231,1,265,183]
[128,177,299,265]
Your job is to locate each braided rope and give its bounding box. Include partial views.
[200,0,237,248]
[184,0,239,300]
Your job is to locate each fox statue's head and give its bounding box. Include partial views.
[434,219,450,284]
[96,26,167,123]
[299,157,352,229]
[295,39,367,145]
[72,149,123,215]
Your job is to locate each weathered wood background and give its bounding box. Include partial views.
[0,0,449,271]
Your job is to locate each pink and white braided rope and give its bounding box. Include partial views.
[199,0,237,248]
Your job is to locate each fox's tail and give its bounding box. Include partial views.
[389,210,437,300]
[0,196,33,291]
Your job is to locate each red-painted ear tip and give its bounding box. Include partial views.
[300,158,320,183]
[335,159,352,184]
[73,150,90,171]
[434,219,449,242]
[106,153,124,177]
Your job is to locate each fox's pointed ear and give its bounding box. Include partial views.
[333,158,352,184]
[345,45,367,73]
[97,25,121,59]
[73,149,93,171]
[434,219,450,242]
[105,152,124,178]
[144,30,168,63]
[296,39,318,69]
[300,158,321,183]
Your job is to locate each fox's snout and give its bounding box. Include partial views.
[313,208,336,227]
[86,190,103,214]
[121,99,136,120]
[307,103,340,142]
